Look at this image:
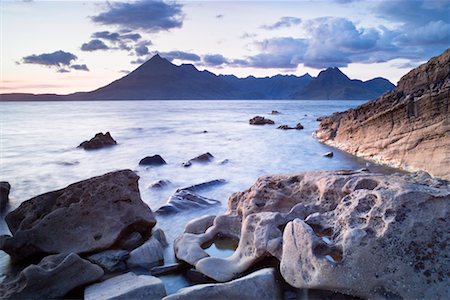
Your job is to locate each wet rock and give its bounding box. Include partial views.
[156,190,220,215]
[277,123,304,130]
[271,110,281,115]
[164,268,281,300]
[148,179,172,190]
[184,215,216,234]
[183,152,214,167]
[127,229,168,269]
[323,151,334,158]
[295,123,304,130]
[249,116,275,125]
[185,268,216,284]
[85,272,166,300]
[139,155,167,166]
[118,231,145,251]
[78,132,117,150]
[179,179,226,193]
[0,181,11,209]
[151,262,188,276]
[0,170,156,260]
[87,250,129,272]
[0,253,103,299]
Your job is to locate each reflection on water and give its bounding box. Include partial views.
[203,237,239,258]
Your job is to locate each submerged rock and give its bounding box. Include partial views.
[249,116,275,125]
[139,155,167,166]
[0,253,103,299]
[85,272,166,300]
[277,123,304,130]
[0,170,156,260]
[271,110,281,115]
[78,132,117,150]
[0,181,11,209]
[164,268,281,300]
[173,170,450,299]
[156,190,220,215]
[148,179,172,189]
[179,179,226,193]
[183,152,214,167]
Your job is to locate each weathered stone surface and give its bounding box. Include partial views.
[87,250,129,272]
[117,231,145,251]
[183,152,214,167]
[78,132,117,150]
[139,155,167,166]
[174,170,450,299]
[0,170,156,260]
[85,272,166,300]
[315,49,450,180]
[156,190,220,215]
[249,116,275,125]
[0,253,104,299]
[184,215,216,234]
[0,181,11,209]
[127,229,167,269]
[164,268,281,300]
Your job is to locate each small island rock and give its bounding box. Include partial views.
[249,116,275,125]
[78,132,117,150]
[139,155,167,166]
[0,181,11,209]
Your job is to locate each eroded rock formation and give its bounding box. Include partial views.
[78,132,117,150]
[174,170,449,299]
[315,49,450,180]
[249,116,275,125]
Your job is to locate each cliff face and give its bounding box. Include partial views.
[315,48,450,179]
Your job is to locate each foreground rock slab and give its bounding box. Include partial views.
[78,132,117,150]
[174,170,449,299]
[0,169,156,260]
[0,253,103,299]
[164,268,281,300]
[315,48,450,180]
[85,272,166,300]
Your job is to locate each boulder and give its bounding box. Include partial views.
[249,116,275,125]
[127,229,167,269]
[148,179,172,189]
[156,190,220,215]
[184,215,216,234]
[0,181,11,209]
[78,132,117,150]
[117,231,145,251]
[87,250,129,272]
[183,152,214,167]
[0,169,156,260]
[139,155,167,166]
[270,110,281,115]
[315,49,450,180]
[164,268,281,300]
[0,253,103,299]
[85,272,166,300]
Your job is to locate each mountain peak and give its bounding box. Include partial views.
[317,67,350,82]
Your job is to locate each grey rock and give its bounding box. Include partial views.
[183,153,214,167]
[156,190,220,215]
[78,132,117,150]
[249,116,274,125]
[87,250,129,272]
[178,179,226,193]
[139,155,167,166]
[118,231,145,251]
[0,182,11,209]
[150,263,188,276]
[127,229,167,269]
[148,180,172,189]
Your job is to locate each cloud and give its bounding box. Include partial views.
[57,68,70,73]
[131,58,146,64]
[92,31,120,41]
[240,32,257,39]
[261,16,302,30]
[91,0,184,32]
[202,54,229,66]
[135,45,149,56]
[121,33,142,41]
[22,50,77,67]
[81,39,109,51]
[70,64,89,71]
[160,51,201,62]
[216,14,224,19]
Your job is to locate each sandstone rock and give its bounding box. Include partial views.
[164,268,281,300]
[183,152,214,167]
[315,49,450,180]
[249,116,275,125]
[87,250,129,272]
[139,155,167,166]
[0,170,156,260]
[323,151,334,158]
[127,229,167,269]
[156,190,220,215]
[0,181,11,209]
[78,132,117,150]
[85,272,166,300]
[0,253,103,299]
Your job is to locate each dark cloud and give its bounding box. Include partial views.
[135,45,149,56]
[121,33,142,41]
[81,39,109,51]
[131,58,146,64]
[22,50,77,67]
[92,31,120,41]
[160,51,201,62]
[70,64,90,71]
[57,68,70,73]
[202,54,229,66]
[261,16,302,30]
[91,0,184,32]
[216,14,224,19]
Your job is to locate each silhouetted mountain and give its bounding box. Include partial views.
[1,55,395,101]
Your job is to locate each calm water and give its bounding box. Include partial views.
[0,100,397,292]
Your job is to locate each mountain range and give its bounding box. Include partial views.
[1,54,395,101]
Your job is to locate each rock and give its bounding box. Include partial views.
[150,262,188,276]
[185,268,216,284]
[87,250,129,272]
[0,181,11,209]
[156,190,220,215]
[118,231,145,251]
[295,122,304,130]
[277,123,304,130]
[139,155,167,166]
[0,170,156,260]
[179,179,226,193]
[249,116,275,125]
[174,170,450,299]
[323,151,334,158]
[0,253,103,299]
[148,179,172,189]
[270,110,281,115]
[183,152,214,167]
[184,215,216,234]
[85,272,166,300]
[164,268,281,300]
[127,229,167,269]
[78,132,117,150]
[315,49,450,180]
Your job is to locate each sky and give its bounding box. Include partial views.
[1,0,449,94]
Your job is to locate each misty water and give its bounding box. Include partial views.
[0,100,398,293]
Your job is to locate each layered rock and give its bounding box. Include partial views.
[0,169,156,260]
[174,170,449,299]
[0,253,104,299]
[315,49,450,180]
[156,190,220,215]
[78,132,117,150]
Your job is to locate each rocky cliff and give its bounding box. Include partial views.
[315,48,450,180]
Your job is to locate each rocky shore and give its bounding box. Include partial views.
[315,48,450,180]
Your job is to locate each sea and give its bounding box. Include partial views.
[0,99,399,293]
